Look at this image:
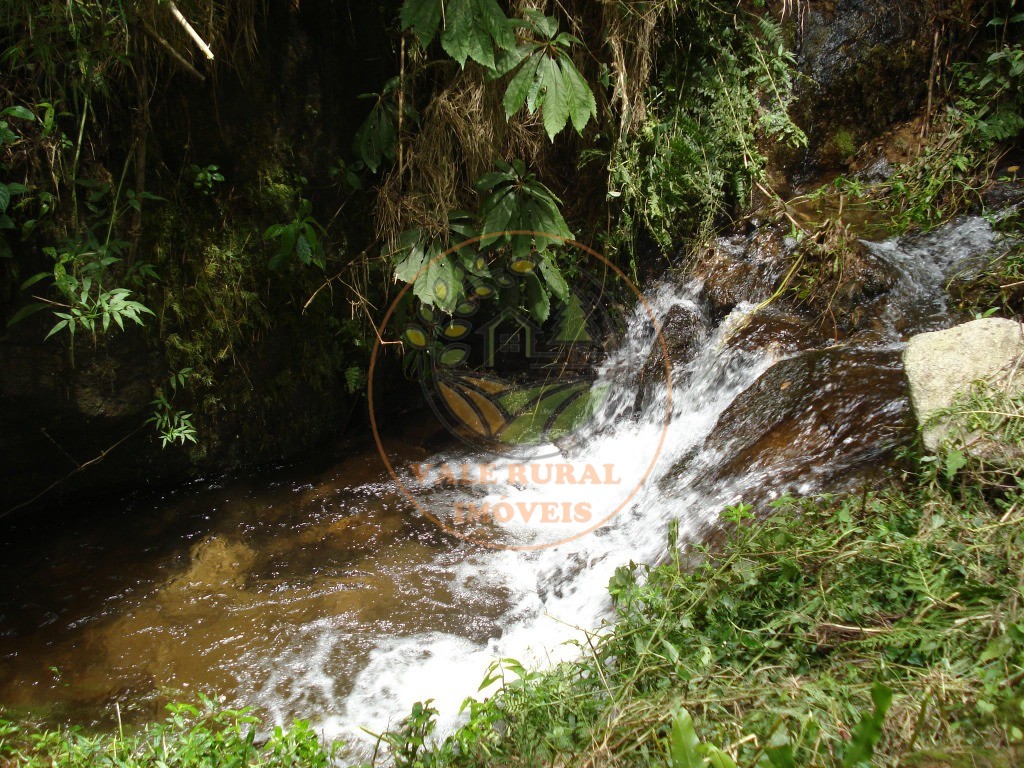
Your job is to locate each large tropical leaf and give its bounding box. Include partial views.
[400,0,442,47]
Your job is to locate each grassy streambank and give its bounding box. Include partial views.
[370,453,1024,768]
[2,443,1022,767]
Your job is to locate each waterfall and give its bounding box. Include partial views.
[322,281,778,750]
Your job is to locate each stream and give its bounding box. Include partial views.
[0,214,1007,758]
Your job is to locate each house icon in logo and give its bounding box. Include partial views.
[478,308,542,369]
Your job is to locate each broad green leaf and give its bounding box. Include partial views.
[477,0,516,52]
[3,106,33,121]
[354,98,398,173]
[541,56,571,140]
[842,682,893,767]
[20,272,50,291]
[481,187,517,245]
[944,449,967,480]
[523,9,558,39]
[702,745,737,768]
[538,56,570,140]
[524,271,549,324]
[503,53,542,118]
[526,63,546,112]
[413,250,459,311]
[401,0,443,47]
[0,186,9,213]
[539,256,568,300]
[763,744,795,768]
[669,709,706,768]
[295,233,313,265]
[475,171,510,192]
[559,55,597,133]
[5,301,47,327]
[527,198,572,250]
[394,240,428,284]
[45,319,69,340]
[492,43,529,78]
[440,0,513,70]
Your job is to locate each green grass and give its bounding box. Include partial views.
[0,696,338,767]
[372,454,1024,768]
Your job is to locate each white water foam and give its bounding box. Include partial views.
[331,281,777,752]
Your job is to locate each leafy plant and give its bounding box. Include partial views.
[886,32,1024,230]
[387,162,571,322]
[353,76,419,173]
[0,105,34,258]
[9,226,155,344]
[390,210,479,313]
[476,159,572,260]
[1,694,339,767]
[344,364,366,394]
[842,682,893,767]
[495,10,597,140]
[264,198,327,270]
[331,157,364,192]
[400,0,516,69]
[189,163,225,194]
[609,9,804,250]
[147,368,198,448]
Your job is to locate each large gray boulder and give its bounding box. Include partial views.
[903,318,1024,452]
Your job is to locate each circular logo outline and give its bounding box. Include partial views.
[367,231,673,551]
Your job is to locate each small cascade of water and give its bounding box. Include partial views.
[327,282,777,748]
[330,215,1009,749]
[863,215,999,334]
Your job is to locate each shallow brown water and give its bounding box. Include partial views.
[0,430,506,728]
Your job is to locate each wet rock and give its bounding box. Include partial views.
[640,304,708,382]
[696,346,912,502]
[659,304,707,363]
[812,241,902,335]
[789,0,933,174]
[725,308,828,356]
[982,180,1024,212]
[692,224,795,319]
[298,511,406,551]
[857,156,895,184]
[168,537,257,591]
[903,317,1024,453]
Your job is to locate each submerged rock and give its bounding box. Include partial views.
[903,317,1024,453]
[696,345,912,502]
[168,537,257,592]
[639,303,708,387]
[724,308,828,356]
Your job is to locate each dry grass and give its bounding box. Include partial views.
[374,66,546,252]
